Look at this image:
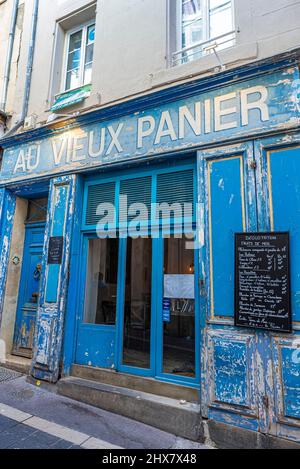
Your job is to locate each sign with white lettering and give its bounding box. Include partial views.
[235,232,292,333]
[1,67,299,183]
[48,236,64,265]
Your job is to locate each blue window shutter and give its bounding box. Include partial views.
[156,169,194,221]
[84,168,195,230]
[120,177,152,224]
[85,182,115,226]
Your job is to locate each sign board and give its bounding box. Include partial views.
[47,236,64,265]
[162,298,171,323]
[51,84,91,112]
[1,67,299,183]
[164,274,195,299]
[235,232,292,333]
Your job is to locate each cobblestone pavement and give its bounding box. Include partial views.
[0,373,211,450]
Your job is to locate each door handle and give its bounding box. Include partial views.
[33,264,42,280]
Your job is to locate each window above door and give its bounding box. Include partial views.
[49,3,96,112]
[26,198,48,224]
[171,0,235,67]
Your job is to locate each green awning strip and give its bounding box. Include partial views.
[51,84,91,111]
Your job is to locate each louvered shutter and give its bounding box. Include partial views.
[85,182,116,227]
[84,167,195,232]
[119,176,152,225]
[156,169,194,224]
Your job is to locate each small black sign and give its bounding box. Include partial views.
[235,232,292,333]
[48,236,64,265]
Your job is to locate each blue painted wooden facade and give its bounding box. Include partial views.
[0,55,300,442]
[31,175,78,382]
[0,189,16,325]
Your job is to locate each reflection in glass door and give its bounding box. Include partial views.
[162,236,196,379]
[84,238,119,326]
[122,237,152,370]
[118,234,198,383]
[75,237,120,369]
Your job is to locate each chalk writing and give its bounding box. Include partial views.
[235,233,292,332]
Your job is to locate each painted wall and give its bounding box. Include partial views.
[0,0,25,114]
[0,197,27,354]
[0,0,13,103]
[1,0,300,130]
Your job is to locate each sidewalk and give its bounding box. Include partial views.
[0,369,211,450]
[0,412,83,449]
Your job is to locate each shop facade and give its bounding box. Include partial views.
[0,54,300,446]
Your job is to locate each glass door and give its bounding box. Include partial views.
[117,233,199,386]
[156,233,199,386]
[117,237,154,376]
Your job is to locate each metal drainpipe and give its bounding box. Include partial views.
[0,0,19,112]
[2,0,39,138]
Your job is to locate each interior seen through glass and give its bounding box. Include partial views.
[83,235,196,379]
[122,237,152,369]
[163,236,196,378]
[84,238,119,325]
[181,0,234,63]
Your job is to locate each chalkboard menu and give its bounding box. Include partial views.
[48,236,64,265]
[235,232,292,333]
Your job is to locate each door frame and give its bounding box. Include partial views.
[12,222,46,356]
[73,157,202,388]
[114,237,158,378]
[154,234,201,387]
[115,235,201,387]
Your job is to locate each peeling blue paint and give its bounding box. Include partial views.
[214,340,248,406]
[0,189,16,325]
[282,346,300,419]
[200,133,300,442]
[31,175,77,383]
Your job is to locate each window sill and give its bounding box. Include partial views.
[150,42,258,89]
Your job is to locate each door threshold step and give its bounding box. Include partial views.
[70,364,199,402]
[58,376,203,442]
[0,355,31,375]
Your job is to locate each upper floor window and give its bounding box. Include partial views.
[172,0,235,67]
[64,22,95,91]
